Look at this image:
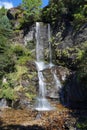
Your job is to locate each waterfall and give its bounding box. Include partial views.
[48,24,52,64]
[35,22,62,111]
[35,22,53,111]
[36,22,44,62]
[0,99,7,108]
[53,70,62,89]
[48,24,62,98]
[48,24,54,68]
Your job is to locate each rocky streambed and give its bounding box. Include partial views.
[0,104,79,130]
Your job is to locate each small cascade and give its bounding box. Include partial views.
[48,24,62,98]
[35,22,53,111]
[0,99,7,108]
[49,70,62,98]
[53,70,62,89]
[48,24,52,64]
[35,62,52,111]
[48,24,54,68]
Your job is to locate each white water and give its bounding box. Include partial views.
[36,63,46,98]
[48,24,62,95]
[35,22,62,111]
[0,99,7,108]
[35,98,53,111]
[35,22,53,111]
[36,22,44,62]
[53,70,62,89]
[48,24,52,64]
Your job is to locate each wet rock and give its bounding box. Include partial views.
[0,99,12,108]
[24,24,35,46]
[42,65,70,100]
[0,99,8,108]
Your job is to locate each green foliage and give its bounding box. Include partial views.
[7,65,28,84]
[10,44,31,60]
[77,45,87,86]
[17,56,30,65]
[55,46,84,69]
[42,1,66,24]
[0,16,12,30]
[0,7,7,16]
[26,40,35,50]
[0,7,14,78]
[0,9,13,38]
[0,38,15,78]
[0,82,16,100]
[11,44,26,57]
[83,4,87,16]
[22,0,42,24]
[74,13,85,23]
[42,0,87,26]
[77,117,87,129]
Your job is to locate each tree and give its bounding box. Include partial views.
[22,0,42,21]
[0,8,14,79]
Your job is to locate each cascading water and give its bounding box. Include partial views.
[53,70,62,89]
[36,22,44,62]
[48,24,62,98]
[0,99,7,108]
[35,22,53,111]
[48,24,52,64]
[48,24,54,68]
[49,70,62,98]
[35,22,62,111]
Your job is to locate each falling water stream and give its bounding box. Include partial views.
[35,22,62,111]
[35,22,53,111]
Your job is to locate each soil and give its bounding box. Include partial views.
[0,104,78,130]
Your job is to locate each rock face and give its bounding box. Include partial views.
[7,7,35,45]
[7,6,24,28]
[52,23,87,69]
[41,65,70,100]
[53,23,87,48]
[24,24,35,45]
[51,22,87,107]
[6,7,87,109]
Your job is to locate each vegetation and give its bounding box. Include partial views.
[0,0,87,108]
[77,42,87,85]
[42,0,87,27]
[0,7,14,79]
[0,81,16,100]
[0,0,87,128]
[20,0,42,27]
[0,6,35,100]
[42,0,87,90]
[77,117,87,129]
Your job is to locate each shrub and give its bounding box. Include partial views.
[0,82,16,100]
